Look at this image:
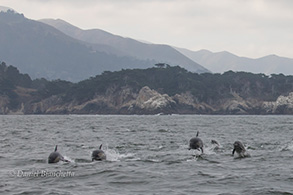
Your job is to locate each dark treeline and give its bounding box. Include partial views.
[62,65,293,105]
[1,61,293,110]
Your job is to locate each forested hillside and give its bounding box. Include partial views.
[1,61,293,114]
[64,65,293,103]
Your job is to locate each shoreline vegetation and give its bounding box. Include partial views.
[1,61,293,115]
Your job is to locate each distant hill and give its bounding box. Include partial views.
[0,6,16,13]
[0,11,162,81]
[40,18,209,74]
[176,48,293,75]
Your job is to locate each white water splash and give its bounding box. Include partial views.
[281,140,293,151]
[105,149,136,162]
[63,156,74,163]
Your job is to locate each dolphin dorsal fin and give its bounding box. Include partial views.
[54,145,58,152]
[196,131,199,137]
[99,144,103,150]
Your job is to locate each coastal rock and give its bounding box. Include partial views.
[4,82,293,115]
[221,99,251,114]
[0,96,10,114]
[133,86,176,113]
[173,92,197,106]
[173,92,214,113]
[263,92,293,114]
[216,91,252,114]
[28,95,65,114]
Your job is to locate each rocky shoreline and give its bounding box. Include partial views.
[2,86,293,115]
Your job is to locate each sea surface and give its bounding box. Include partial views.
[0,115,293,195]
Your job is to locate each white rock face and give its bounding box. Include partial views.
[276,92,293,107]
[263,92,293,113]
[173,92,197,106]
[135,86,175,110]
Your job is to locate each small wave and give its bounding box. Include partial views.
[191,149,202,157]
[280,140,293,152]
[73,158,92,163]
[204,146,219,155]
[247,146,257,150]
[245,188,293,195]
[118,153,136,160]
[34,159,47,164]
[186,157,199,162]
[149,145,164,151]
[197,171,218,178]
[143,159,161,163]
[105,149,136,162]
[125,157,141,161]
[158,129,168,133]
[63,156,74,163]
[103,149,119,161]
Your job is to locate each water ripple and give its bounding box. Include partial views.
[1,115,293,194]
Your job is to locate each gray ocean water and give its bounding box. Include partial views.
[1,115,293,195]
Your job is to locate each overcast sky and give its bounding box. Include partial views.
[1,0,292,58]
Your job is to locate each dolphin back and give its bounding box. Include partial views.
[48,145,67,163]
[48,151,63,163]
[92,149,106,161]
[233,141,248,158]
[189,137,204,153]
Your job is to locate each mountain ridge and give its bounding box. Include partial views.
[0,6,15,12]
[176,47,293,75]
[40,18,209,74]
[0,11,161,81]
[41,18,293,76]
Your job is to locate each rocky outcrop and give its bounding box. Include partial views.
[3,85,293,115]
[263,92,293,114]
[218,92,259,114]
[173,92,214,114]
[24,95,65,114]
[0,95,10,114]
[132,86,176,114]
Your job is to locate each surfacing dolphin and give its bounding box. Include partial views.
[232,141,250,158]
[48,145,69,163]
[211,139,221,150]
[188,131,204,153]
[211,139,219,146]
[92,144,106,161]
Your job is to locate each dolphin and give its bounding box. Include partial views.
[211,139,220,150]
[188,131,204,153]
[48,145,69,163]
[92,144,106,161]
[211,139,220,146]
[232,141,250,158]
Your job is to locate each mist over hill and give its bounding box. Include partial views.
[1,6,292,83]
[0,10,162,81]
[40,18,208,74]
[41,17,293,77]
[176,48,293,75]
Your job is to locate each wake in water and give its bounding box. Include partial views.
[280,139,293,152]
[105,149,136,162]
[2,115,293,195]
[186,140,223,163]
[62,144,136,164]
[50,138,255,166]
[187,139,254,163]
